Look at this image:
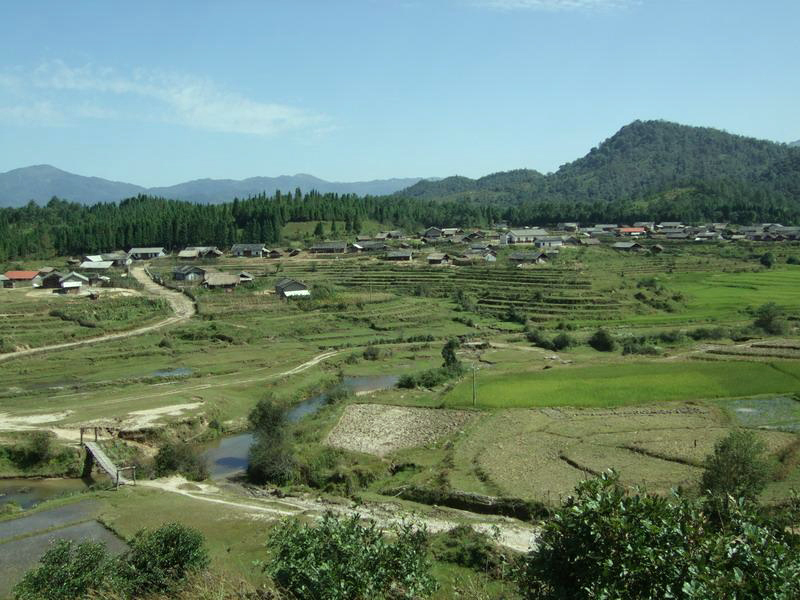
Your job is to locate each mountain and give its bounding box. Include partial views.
[0,165,145,207]
[0,166,427,207]
[399,120,800,204]
[790,140,800,147]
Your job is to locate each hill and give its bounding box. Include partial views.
[0,167,427,207]
[790,140,800,147]
[399,120,800,204]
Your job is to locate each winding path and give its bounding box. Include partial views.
[0,267,195,364]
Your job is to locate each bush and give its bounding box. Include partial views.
[622,339,661,355]
[154,441,208,481]
[701,430,771,507]
[363,345,382,361]
[550,333,574,351]
[116,523,209,597]
[517,471,800,600]
[588,328,616,352]
[27,431,53,464]
[760,251,775,268]
[248,395,287,440]
[266,511,437,600]
[525,328,553,350]
[442,338,463,373]
[431,525,514,580]
[753,302,787,335]
[687,326,729,341]
[247,437,296,485]
[787,256,800,265]
[13,540,112,600]
[398,374,418,389]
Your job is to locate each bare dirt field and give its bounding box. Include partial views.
[326,403,475,457]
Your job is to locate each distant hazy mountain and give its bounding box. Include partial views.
[790,140,800,147]
[0,165,428,207]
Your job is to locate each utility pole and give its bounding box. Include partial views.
[472,363,477,407]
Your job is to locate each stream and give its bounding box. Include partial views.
[201,374,399,479]
[0,478,90,510]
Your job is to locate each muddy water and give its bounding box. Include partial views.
[202,374,398,479]
[0,478,89,510]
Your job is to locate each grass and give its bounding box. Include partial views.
[444,360,800,409]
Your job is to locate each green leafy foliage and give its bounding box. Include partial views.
[246,395,296,485]
[517,471,800,600]
[13,540,112,600]
[753,302,787,335]
[115,523,210,597]
[701,430,771,505]
[154,440,209,481]
[13,524,208,600]
[588,328,616,352]
[265,511,437,600]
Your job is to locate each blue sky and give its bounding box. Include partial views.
[0,0,797,186]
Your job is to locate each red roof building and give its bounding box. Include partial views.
[616,227,647,236]
[4,271,39,280]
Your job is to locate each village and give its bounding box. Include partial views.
[2,221,797,296]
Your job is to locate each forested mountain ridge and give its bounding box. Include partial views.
[399,120,800,205]
[0,166,428,207]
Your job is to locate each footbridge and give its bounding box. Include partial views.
[80,427,136,489]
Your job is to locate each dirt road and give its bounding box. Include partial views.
[141,476,539,553]
[0,267,195,364]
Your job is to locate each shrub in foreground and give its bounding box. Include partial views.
[13,523,208,600]
[13,540,112,600]
[517,471,800,600]
[116,523,210,597]
[154,441,209,481]
[266,511,437,600]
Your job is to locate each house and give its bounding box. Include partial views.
[203,273,240,290]
[651,244,665,254]
[427,253,450,265]
[385,250,413,261]
[0,274,8,288]
[267,249,284,259]
[657,222,685,230]
[231,244,267,258]
[3,271,39,288]
[506,228,547,244]
[288,249,301,257]
[350,241,389,253]
[508,252,547,264]
[59,272,89,292]
[79,260,114,271]
[594,224,619,232]
[422,227,444,240]
[557,222,579,232]
[128,247,166,260]
[308,241,347,254]
[616,227,647,237]
[441,228,462,237]
[275,278,310,299]
[173,265,206,282]
[377,230,404,240]
[40,271,66,289]
[666,233,690,241]
[102,251,131,267]
[178,246,223,260]
[534,236,564,249]
[612,242,644,252]
[238,271,254,283]
[579,238,601,246]
[633,222,655,231]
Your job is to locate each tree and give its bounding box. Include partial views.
[588,328,616,351]
[517,471,800,600]
[701,430,770,506]
[442,338,463,373]
[246,396,296,485]
[753,302,787,335]
[265,511,437,600]
[313,221,325,238]
[760,251,775,268]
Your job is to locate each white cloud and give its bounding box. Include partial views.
[0,101,67,126]
[475,0,632,10]
[0,61,326,136]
